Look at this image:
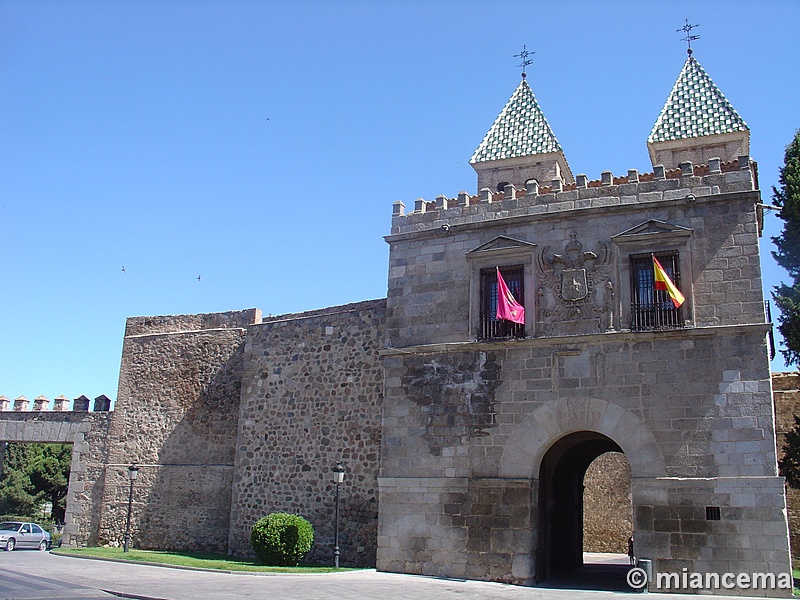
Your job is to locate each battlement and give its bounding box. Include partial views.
[0,394,112,412]
[390,157,757,236]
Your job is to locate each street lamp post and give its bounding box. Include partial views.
[332,462,345,568]
[123,464,139,552]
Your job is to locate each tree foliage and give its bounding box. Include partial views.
[772,130,800,365]
[780,415,800,488]
[0,443,72,523]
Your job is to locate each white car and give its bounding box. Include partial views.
[0,522,51,551]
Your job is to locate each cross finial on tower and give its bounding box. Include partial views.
[514,44,534,79]
[677,19,700,55]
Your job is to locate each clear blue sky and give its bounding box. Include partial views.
[2,0,799,404]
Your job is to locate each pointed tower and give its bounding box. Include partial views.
[648,53,749,169]
[470,76,573,193]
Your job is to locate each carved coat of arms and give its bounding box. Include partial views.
[536,232,614,334]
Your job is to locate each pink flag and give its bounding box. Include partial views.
[496,268,525,324]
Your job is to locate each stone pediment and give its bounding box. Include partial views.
[611,220,692,246]
[466,236,536,259]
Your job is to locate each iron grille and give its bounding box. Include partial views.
[479,265,525,340]
[630,252,683,331]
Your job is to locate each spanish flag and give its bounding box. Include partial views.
[653,255,685,308]
[496,267,525,324]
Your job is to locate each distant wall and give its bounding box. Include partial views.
[773,371,800,559]
[583,452,632,554]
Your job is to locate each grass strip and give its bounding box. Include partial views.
[53,547,359,573]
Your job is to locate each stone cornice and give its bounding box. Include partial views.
[380,323,771,357]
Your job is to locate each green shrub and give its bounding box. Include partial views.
[251,513,314,566]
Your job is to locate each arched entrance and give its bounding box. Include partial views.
[536,431,624,582]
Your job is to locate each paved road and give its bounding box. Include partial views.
[0,550,779,600]
[0,549,113,600]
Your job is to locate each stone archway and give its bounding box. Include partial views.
[499,397,665,480]
[498,397,666,585]
[536,431,622,580]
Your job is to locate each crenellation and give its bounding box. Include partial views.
[73,395,90,412]
[391,161,756,236]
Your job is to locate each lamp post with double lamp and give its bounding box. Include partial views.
[332,462,345,568]
[123,464,139,552]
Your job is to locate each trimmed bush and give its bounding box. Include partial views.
[251,513,314,566]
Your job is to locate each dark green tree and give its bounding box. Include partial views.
[0,443,39,516]
[0,443,72,522]
[29,444,72,523]
[780,415,800,488]
[772,130,800,365]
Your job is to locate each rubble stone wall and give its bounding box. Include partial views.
[228,299,386,566]
[96,309,259,552]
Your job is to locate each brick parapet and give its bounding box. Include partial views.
[390,159,756,236]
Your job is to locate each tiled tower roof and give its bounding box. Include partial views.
[470,78,562,164]
[648,55,748,144]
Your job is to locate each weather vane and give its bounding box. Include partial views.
[514,44,534,79]
[677,19,700,55]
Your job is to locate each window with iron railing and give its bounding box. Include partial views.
[479,265,525,339]
[630,252,684,331]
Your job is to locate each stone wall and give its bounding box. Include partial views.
[563,372,800,560]
[63,411,113,547]
[0,407,114,548]
[228,299,386,566]
[97,309,260,552]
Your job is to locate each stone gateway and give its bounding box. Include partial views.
[0,51,792,596]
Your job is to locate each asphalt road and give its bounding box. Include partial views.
[0,549,780,600]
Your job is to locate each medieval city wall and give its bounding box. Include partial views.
[96,309,261,552]
[228,299,386,566]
